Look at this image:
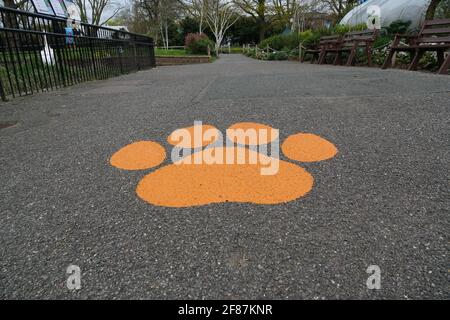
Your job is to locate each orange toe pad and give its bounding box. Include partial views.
[282,133,337,162]
[110,141,166,170]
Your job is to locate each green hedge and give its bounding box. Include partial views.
[185,33,215,55]
[259,24,368,51]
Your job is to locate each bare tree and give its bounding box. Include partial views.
[319,0,356,20]
[135,0,178,48]
[159,0,179,49]
[272,0,295,20]
[73,0,89,22]
[233,0,269,42]
[180,0,208,33]
[205,0,239,55]
[290,0,320,32]
[73,0,122,25]
[134,0,160,42]
[271,0,320,32]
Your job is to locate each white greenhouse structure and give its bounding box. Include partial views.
[340,0,433,29]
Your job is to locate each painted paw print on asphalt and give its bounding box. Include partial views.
[110,122,338,207]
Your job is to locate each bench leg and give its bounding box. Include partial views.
[333,52,341,65]
[366,44,373,67]
[300,51,306,63]
[438,52,450,75]
[318,50,327,64]
[437,50,444,66]
[346,50,356,66]
[346,44,358,66]
[408,49,424,71]
[312,53,318,64]
[382,49,396,69]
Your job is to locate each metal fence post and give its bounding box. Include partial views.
[119,46,124,74]
[133,43,138,71]
[0,79,7,101]
[150,41,156,68]
[88,37,98,79]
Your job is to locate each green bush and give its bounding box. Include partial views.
[330,23,368,35]
[373,35,391,49]
[385,20,412,35]
[267,51,288,61]
[244,48,256,58]
[260,33,303,51]
[258,24,367,52]
[300,30,321,47]
[419,52,439,71]
[195,38,215,55]
[185,33,214,55]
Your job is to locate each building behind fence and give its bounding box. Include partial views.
[0,6,156,101]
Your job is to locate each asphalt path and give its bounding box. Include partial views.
[0,54,449,299]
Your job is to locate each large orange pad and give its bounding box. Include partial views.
[136,147,314,207]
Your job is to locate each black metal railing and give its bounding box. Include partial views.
[0,7,156,101]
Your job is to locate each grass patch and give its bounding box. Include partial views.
[155,48,210,56]
[155,48,187,56]
[219,47,243,54]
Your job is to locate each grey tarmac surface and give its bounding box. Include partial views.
[0,54,449,299]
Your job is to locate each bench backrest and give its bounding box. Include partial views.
[342,29,379,44]
[318,35,342,48]
[418,19,450,44]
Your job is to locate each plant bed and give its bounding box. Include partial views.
[155,55,211,66]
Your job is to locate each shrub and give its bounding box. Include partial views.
[300,30,321,47]
[185,33,205,47]
[185,33,214,55]
[373,35,391,49]
[269,51,288,60]
[419,52,439,71]
[244,48,256,58]
[258,26,364,52]
[385,20,412,35]
[330,23,368,35]
[260,33,303,51]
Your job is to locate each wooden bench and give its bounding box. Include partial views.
[328,30,379,67]
[300,35,342,64]
[382,19,450,75]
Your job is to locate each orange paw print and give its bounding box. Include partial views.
[110,122,338,207]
